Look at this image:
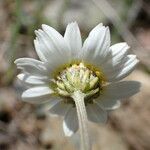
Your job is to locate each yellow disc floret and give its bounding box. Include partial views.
[52,62,105,102]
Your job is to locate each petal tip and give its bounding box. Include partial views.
[41,24,48,28]
[63,121,74,137]
[41,24,51,31]
[67,21,79,29]
[34,30,38,33]
[14,59,17,64]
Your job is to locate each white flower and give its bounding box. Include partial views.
[15,22,140,137]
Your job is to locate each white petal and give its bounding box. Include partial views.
[96,81,141,109]
[34,24,71,71]
[41,24,71,58]
[14,58,47,76]
[101,42,129,70]
[40,98,61,111]
[34,31,65,69]
[49,101,72,116]
[86,103,107,123]
[22,86,54,103]
[82,23,103,59]
[105,81,141,99]
[34,39,47,62]
[82,24,110,63]
[63,107,78,136]
[94,43,130,82]
[17,73,48,86]
[115,57,139,80]
[64,22,82,58]
[110,42,129,58]
[95,98,121,110]
[107,55,139,81]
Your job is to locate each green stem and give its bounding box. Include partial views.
[72,91,91,150]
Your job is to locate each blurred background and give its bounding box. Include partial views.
[0,0,150,149]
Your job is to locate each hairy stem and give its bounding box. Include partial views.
[72,91,91,150]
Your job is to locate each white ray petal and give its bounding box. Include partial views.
[110,42,129,57]
[64,22,82,58]
[96,81,141,109]
[115,57,139,80]
[49,101,72,116]
[34,39,47,62]
[82,24,110,63]
[105,81,141,99]
[86,103,107,123]
[17,73,48,86]
[106,55,139,81]
[35,30,66,67]
[101,42,129,70]
[22,86,54,103]
[41,24,71,58]
[63,107,78,136]
[34,24,71,71]
[14,58,48,76]
[41,99,61,111]
[95,98,121,110]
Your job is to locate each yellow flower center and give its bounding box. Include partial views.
[51,62,106,103]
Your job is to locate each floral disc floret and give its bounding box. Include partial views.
[53,62,104,103]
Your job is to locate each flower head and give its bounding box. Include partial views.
[15,22,141,136]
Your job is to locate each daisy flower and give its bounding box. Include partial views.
[15,22,140,150]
